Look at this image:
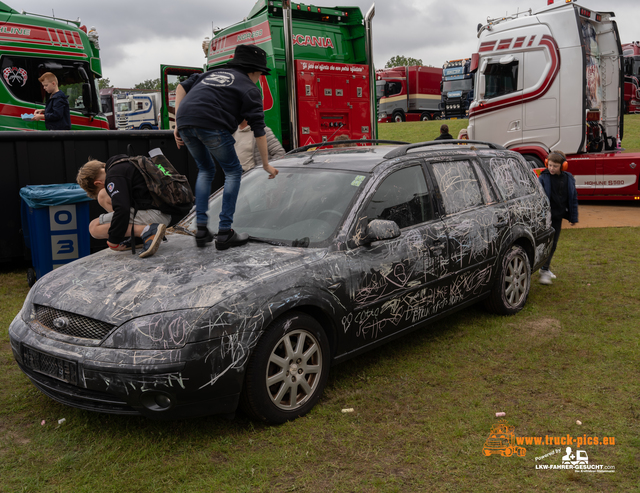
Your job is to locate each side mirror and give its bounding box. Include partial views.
[82,83,92,113]
[350,218,401,247]
[478,74,486,100]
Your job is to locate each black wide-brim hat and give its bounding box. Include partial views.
[227,44,271,75]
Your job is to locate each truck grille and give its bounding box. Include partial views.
[34,304,115,340]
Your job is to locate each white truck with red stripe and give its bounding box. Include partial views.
[468,0,640,200]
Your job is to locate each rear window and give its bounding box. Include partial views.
[486,157,539,200]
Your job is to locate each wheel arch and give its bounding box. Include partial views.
[252,290,340,361]
[511,233,536,270]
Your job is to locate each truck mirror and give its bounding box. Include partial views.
[82,83,92,113]
[480,58,488,73]
[478,75,486,99]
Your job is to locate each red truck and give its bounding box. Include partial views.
[376,65,442,122]
[622,42,640,114]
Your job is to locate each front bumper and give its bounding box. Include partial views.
[9,315,243,419]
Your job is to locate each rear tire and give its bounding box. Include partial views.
[420,112,431,121]
[240,312,330,424]
[484,245,531,315]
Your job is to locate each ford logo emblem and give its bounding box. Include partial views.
[53,317,69,329]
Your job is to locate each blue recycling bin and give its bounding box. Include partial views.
[20,184,93,284]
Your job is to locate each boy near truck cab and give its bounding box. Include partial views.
[32,72,71,130]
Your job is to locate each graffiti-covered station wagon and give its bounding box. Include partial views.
[9,140,554,423]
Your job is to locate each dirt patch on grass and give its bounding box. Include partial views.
[570,201,640,229]
[508,317,562,340]
[0,423,31,446]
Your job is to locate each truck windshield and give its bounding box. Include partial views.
[116,102,131,113]
[443,78,473,92]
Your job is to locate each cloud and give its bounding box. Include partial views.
[11,0,640,86]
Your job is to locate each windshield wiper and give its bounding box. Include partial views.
[248,236,288,247]
[246,236,310,248]
[291,237,309,248]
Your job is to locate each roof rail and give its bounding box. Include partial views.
[287,139,410,155]
[383,140,506,159]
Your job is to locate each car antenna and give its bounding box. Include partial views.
[302,124,346,165]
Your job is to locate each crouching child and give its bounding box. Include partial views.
[77,155,175,258]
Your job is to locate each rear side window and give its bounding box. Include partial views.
[431,160,483,214]
[487,157,538,200]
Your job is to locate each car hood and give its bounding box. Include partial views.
[31,234,327,326]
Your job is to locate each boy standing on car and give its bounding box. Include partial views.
[76,157,170,258]
[32,72,71,130]
[173,44,279,250]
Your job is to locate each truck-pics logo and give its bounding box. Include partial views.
[482,421,526,457]
[3,67,28,87]
[535,447,616,473]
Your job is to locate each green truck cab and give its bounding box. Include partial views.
[160,1,376,150]
[0,2,108,130]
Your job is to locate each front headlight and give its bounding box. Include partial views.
[101,309,208,349]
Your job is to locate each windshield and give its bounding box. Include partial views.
[116,102,131,113]
[443,78,473,93]
[190,167,367,247]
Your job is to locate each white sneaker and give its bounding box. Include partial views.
[544,269,557,279]
[539,271,553,285]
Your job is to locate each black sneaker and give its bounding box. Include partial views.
[139,223,167,258]
[215,229,249,250]
[196,227,214,247]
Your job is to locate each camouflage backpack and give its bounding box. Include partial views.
[110,148,194,210]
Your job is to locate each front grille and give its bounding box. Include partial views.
[34,305,115,340]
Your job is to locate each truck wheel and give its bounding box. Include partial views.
[392,111,405,123]
[524,155,543,170]
[434,114,441,120]
[484,245,531,315]
[240,312,330,424]
[420,112,431,121]
[503,447,513,457]
[139,124,152,130]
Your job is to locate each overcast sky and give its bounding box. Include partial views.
[12,0,640,87]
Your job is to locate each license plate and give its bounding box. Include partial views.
[22,345,78,385]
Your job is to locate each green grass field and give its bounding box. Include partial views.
[378,113,640,152]
[1,226,639,492]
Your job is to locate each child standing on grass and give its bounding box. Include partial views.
[538,151,579,285]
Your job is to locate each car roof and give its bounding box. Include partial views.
[278,140,509,173]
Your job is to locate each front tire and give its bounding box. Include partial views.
[392,110,405,123]
[420,112,431,121]
[240,312,330,424]
[484,245,531,315]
